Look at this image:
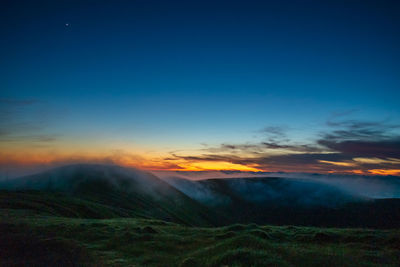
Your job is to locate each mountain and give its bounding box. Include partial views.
[2,165,400,228]
[165,176,400,228]
[0,164,217,226]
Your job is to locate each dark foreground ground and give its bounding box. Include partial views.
[1,208,400,267]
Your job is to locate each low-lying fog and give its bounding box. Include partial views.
[154,170,400,199]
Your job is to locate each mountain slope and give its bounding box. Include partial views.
[2,166,400,228]
[0,164,218,226]
[165,176,400,228]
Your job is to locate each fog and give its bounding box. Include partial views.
[0,164,169,198]
[158,171,400,199]
[1,165,399,212]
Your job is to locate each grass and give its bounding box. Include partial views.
[1,209,399,267]
[1,190,399,266]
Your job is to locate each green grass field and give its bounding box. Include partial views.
[2,207,400,267]
[1,168,400,267]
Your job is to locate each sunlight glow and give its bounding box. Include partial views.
[368,169,400,176]
[318,160,356,167]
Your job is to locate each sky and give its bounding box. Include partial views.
[1,0,400,177]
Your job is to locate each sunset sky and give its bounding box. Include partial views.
[1,0,400,177]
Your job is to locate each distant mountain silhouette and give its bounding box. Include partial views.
[165,176,400,228]
[1,164,400,228]
[0,164,217,226]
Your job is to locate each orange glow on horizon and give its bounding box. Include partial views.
[368,169,400,176]
[1,150,400,175]
[351,170,364,175]
[164,161,263,172]
[0,150,264,172]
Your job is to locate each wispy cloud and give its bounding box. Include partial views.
[165,119,400,174]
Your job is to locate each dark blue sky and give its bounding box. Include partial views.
[1,0,400,173]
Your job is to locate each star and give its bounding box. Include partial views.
[65,23,69,27]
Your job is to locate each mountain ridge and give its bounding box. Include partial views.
[0,164,219,226]
[2,164,400,228]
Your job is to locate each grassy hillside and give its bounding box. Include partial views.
[0,191,142,218]
[3,165,400,228]
[1,209,400,266]
[166,177,400,228]
[0,164,219,226]
[1,167,400,266]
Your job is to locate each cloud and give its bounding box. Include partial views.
[261,126,286,136]
[324,119,399,140]
[165,119,400,174]
[202,141,322,155]
[203,143,266,154]
[261,142,323,153]
[316,120,400,159]
[318,139,400,158]
[260,125,290,143]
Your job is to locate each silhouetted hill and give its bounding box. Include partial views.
[165,176,400,228]
[0,164,217,226]
[2,165,400,228]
